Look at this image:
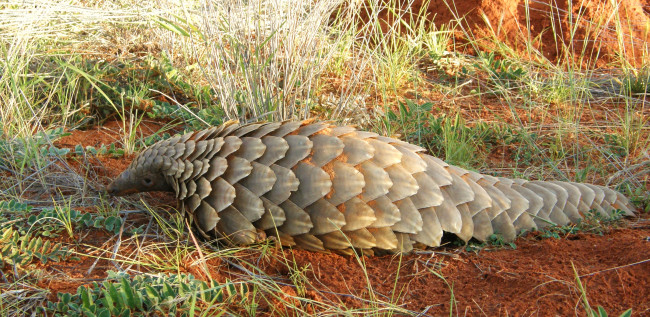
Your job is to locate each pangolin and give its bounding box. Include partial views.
[106,120,636,254]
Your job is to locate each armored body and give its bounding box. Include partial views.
[107,120,635,254]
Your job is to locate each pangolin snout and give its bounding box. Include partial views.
[105,170,139,196]
[105,182,119,196]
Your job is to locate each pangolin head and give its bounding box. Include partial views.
[106,142,175,196]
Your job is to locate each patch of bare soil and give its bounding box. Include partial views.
[55,120,166,150]
[55,119,178,181]
[169,220,650,315]
[271,225,650,315]
[380,0,650,67]
[36,229,115,300]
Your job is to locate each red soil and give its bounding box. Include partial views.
[399,0,650,67]
[55,119,179,180]
[55,119,170,150]
[261,226,650,315]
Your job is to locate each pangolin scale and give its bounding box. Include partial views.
[107,120,636,254]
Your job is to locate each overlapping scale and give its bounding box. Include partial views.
[134,120,637,254]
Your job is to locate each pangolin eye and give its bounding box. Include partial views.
[142,177,153,187]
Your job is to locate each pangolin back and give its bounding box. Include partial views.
[107,120,637,254]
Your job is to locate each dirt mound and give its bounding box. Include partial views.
[55,120,168,150]
[400,0,650,67]
[55,119,177,181]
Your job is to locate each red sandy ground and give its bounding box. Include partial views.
[251,227,650,316]
[45,118,650,316]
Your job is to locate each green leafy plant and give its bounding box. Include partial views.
[72,131,174,159]
[28,208,125,237]
[487,233,517,249]
[537,209,626,239]
[621,66,650,95]
[0,225,76,269]
[627,186,650,213]
[0,127,71,169]
[603,133,628,158]
[464,233,517,252]
[0,199,33,214]
[47,271,237,316]
[148,100,191,122]
[378,99,507,169]
[422,26,453,61]
[0,201,77,269]
[426,113,494,168]
[379,99,433,142]
[478,52,527,89]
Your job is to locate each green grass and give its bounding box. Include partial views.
[0,0,648,315]
[572,262,633,317]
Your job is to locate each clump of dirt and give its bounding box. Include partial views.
[55,119,170,150]
[381,0,650,67]
[55,119,179,181]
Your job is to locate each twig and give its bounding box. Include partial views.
[0,269,8,283]
[2,160,56,195]
[117,209,147,215]
[186,219,212,280]
[150,89,210,127]
[110,213,128,272]
[578,258,650,278]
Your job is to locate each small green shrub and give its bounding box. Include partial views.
[464,233,517,252]
[537,209,626,239]
[378,99,508,169]
[0,199,33,213]
[27,207,126,237]
[628,187,650,213]
[603,133,628,158]
[478,52,527,91]
[621,67,650,95]
[0,127,70,168]
[0,200,77,269]
[70,129,172,159]
[47,271,237,317]
[0,225,76,269]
